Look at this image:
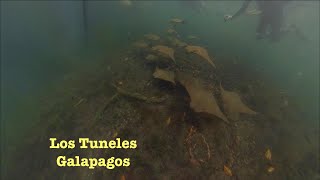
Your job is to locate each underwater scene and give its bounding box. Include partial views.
[1,1,319,180]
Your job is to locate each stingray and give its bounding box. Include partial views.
[133,41,149,49]
[185,45,215,68]
[153,67,175,84]
[145,54,158,62]
[187,35,198,40]
[220,84,257,120]
[144,34,160,41]
[152,45,175,62]
[177,73,229,124]
[168,37,187,47]
[245,9,262,16]
[169,18,185,24]
[167,28,177,35]
[119,0,132,6]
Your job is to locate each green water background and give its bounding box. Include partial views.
[1,0,319,167]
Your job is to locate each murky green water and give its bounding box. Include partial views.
[1,1,319,179]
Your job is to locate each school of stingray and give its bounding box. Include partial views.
[121,18,276,176]
[131,18,257,124]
